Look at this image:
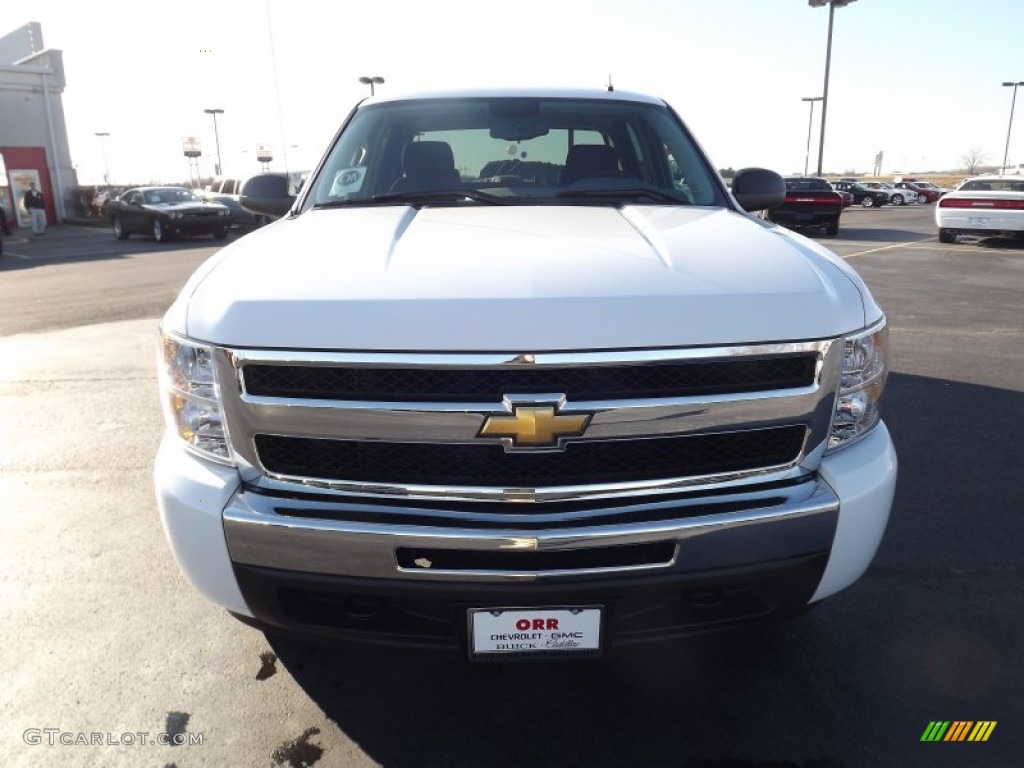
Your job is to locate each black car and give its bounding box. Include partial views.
[108,186,232,242]
[764,177,843,235]
[832,181,889,208]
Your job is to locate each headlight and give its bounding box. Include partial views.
[159,331,233,464]
[828,318,889,452]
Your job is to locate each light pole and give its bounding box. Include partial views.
[1002,81,1024,173]
[809,0,857,176]
[203,108,224,176]
[801,97,823,176]
[94,132,110,187]
[359,76,385,96]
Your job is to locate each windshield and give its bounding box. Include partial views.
[960,178,1024,192]
[303,97,724,209]
[144,188,199,204]
[784,178,831,192]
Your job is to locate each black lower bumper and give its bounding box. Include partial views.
[168,221,227,237]
[232,553,829,653]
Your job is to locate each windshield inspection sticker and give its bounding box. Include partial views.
[329,167,366,197]
[470,607,602,659]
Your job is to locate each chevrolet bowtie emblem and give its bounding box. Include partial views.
[480,405,591,448]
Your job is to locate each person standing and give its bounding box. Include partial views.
[24,182,47,235]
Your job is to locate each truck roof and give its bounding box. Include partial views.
[361,87,665,106]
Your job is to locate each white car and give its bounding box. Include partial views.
[936,175,1024,243]
[859,181,915,206]
[155,87,897,658]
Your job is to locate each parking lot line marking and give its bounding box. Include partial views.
[843,236,936,258]
[5,251,31,260]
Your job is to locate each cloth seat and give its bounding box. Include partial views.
[390,141,461,193]
[560,145,623,185]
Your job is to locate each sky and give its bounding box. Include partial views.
[13,0,1024,185]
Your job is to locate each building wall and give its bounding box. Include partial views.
[0,23,78,223]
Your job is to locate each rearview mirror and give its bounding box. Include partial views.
[488,118,550,142]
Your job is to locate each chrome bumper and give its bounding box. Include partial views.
[223,477,839,584]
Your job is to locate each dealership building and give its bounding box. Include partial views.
[0,22,76,228]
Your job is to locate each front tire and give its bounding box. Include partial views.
[861,196,875,208]
[152,218,165,243]
[938,228,956,244]
[892,194,904,206]
[213,228,228,240]
[113,217,129,240]
[917,193,927,204]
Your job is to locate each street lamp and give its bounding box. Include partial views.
[359,76,385,96]
[94,132,110,187]
[203,108,225,176]
[1002,81,1024,173]
[801,97,823,176]
[809,0,857,176]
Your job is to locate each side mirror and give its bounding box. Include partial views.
[731,168,785,212]
[240,173,296,219]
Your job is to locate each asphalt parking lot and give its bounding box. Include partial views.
[0,204,1021,767]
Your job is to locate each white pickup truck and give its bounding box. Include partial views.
[155,88,897,660]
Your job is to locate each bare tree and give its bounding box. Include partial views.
[960,148,988,175]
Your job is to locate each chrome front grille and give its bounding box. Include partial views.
[216,342,841,503]
[253,427,807,487]
[241,354,818,402]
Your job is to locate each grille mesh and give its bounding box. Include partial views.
[254,427,806,487]
[242,355,817,403]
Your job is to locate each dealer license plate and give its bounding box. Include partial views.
[968,217,992,226]
[469,606,603,660]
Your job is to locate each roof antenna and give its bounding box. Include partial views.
[607,74,614,92]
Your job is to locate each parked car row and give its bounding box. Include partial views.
[858,181,914,206]
[825,178,953,206]
[893,178,948,204]
[762,172,958,238]
[104,172,310,243]
[832,181,891,208]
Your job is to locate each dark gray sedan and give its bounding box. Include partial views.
[109,186,232,242]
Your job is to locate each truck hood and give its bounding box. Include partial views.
[175,205,870,350]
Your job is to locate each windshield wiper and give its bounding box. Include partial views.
[554,187,690,204]
[311,199,367,209]
[311,189,510,209]
[369,189,511,205]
